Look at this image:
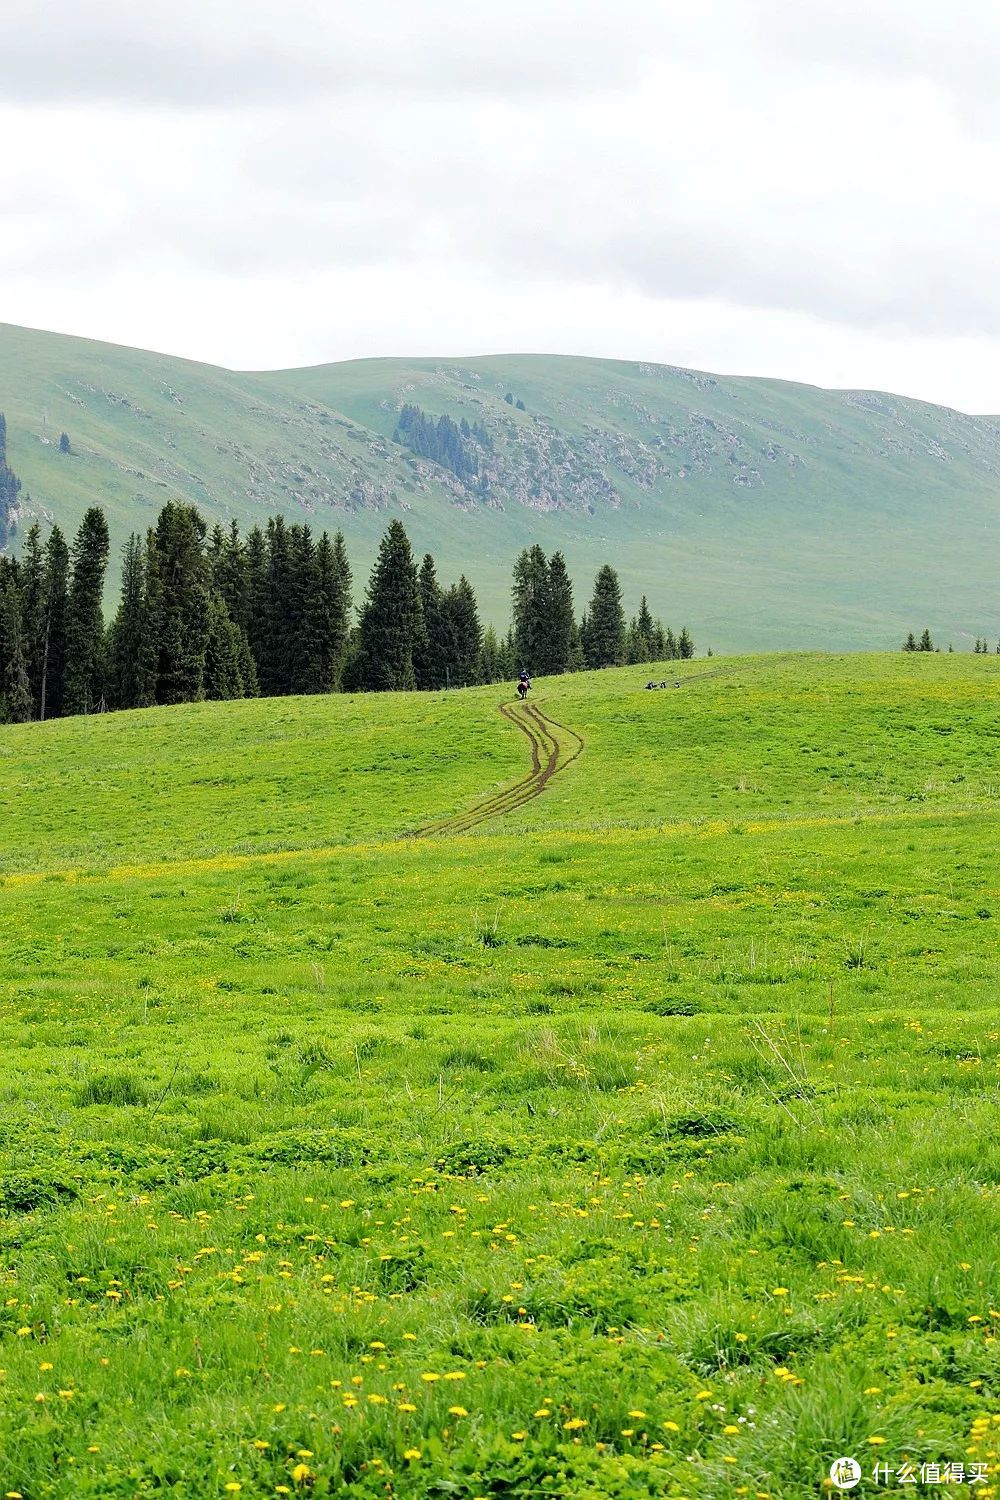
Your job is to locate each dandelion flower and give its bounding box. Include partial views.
[403,1448,421,1461]
[448,1405,469,1417]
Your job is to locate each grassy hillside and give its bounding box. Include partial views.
[2,655,1000,1496]
[3,322,1000,649]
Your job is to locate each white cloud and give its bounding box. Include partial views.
[4,0,1000,410]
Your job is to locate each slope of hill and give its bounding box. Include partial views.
[2,655,1000,1495]
[2,321,999,648]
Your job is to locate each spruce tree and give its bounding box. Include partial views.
[583,565,626,668]
[678,626,695,660]
[511,545,549,671]
[64,507,110,715]
[145,503,212,704]
[287,524,323,693]
[566,619,586,672]
[919,628,934,653]
[903,632,917,652]
[541,551,574,674]
[314,530,351,691]
[442,576,483,687]
[479,624,503,684]
[414,553,446,690]
[261,516,293,695]
[20,524,46,716]
[38,526,69,720]
[356,521,422,691]
[203,595,246,700]
[244,526,269,682]
[107,534,150,710]
[0,559,31,723]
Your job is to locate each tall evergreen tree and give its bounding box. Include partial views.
[203,595,247,700]
[511,545,549,671]
[145,503,212,705]
[20,524,47,716]
[0,558,31,723]
[307,530,352,693]
[919,628,934,653]
[540,551,574,674]
[414,553,446,690]
[441,575,483,687]
[286,524,323,693]
[107,534,150,710]
[677,626,695,660]
[64,507,110,714]
[479,624,504,684]
[37,526,69,720]
[260,516,293,695]
[244,526,269,679]
[356,521,422,691]
[582,565,626,668]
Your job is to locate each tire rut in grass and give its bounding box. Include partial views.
[411,700,583,838]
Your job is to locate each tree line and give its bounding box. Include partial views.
[0,502,693,724]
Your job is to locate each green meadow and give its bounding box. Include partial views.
[2,654,1000,1497]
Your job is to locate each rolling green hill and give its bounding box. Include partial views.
[3,654,1000,1495]
[2,321,999,649]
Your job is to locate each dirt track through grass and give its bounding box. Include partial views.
[412,699,584,837]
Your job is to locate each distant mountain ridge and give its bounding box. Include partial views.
[1,321,998,650]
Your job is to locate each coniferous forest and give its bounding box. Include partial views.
[0,500,692,723]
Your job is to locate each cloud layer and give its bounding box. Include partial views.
[5,0,1000,409]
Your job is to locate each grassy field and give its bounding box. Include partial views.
[2,654,1000,1497]
[4,321,1000,648]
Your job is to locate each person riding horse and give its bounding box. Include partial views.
[517,670,531,700]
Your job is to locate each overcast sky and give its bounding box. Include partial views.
[5,0,1000,410]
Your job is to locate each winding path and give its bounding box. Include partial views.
[412,700,584,838]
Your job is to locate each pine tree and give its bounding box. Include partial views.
[20,524,46,716]
[511,546,549,672]
[442,576,482,687]
[566,619,586,672]
[541,551,574,674]
[212,520,249,632]
[203,595,246,700]
[636,596,658,659]
[0,559,31,723]
[107,533,150,710]
[244,526,269,681]
[919,628,934,653]
[479,624,503,684]
[287,524,323,693]
[626,617,649,664]
[64,507,110,715]
[678,626,695,659]
[903,632,917,652]
[314,530,352,692]
[145,503,212,704]
[356,521,422,691]
[583,565,626,668]
[38,526,69,720]
[414,553,446,690]
[261,516,293,695]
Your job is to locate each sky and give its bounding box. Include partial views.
[5,0,1000,411]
